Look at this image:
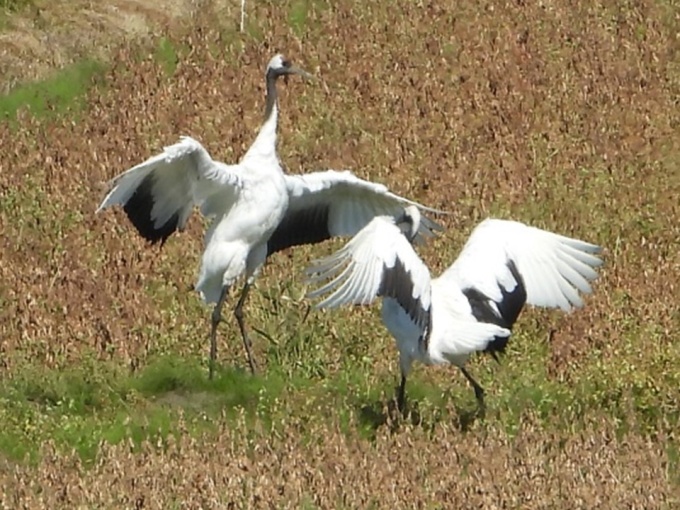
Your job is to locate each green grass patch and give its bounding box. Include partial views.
[289,0,310,34]
[0,59,106,125]
[155,36,180,76]
[0,34,185,128]
[0,0,34,13]
[0,330,678,468]
[0,354,291,464]
[288,0,328,36]
[0,0,35,30]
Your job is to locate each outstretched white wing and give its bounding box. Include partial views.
[97,136,244,244]
[305,215,433,332]
[266,169,447,255]
[436,218,603,313]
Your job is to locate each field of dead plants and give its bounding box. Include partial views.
[0,0,679,507]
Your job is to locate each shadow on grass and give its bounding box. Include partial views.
[355,389,486,437]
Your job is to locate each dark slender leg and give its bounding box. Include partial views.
[209,285,230,380]
[459,366,486,407]
[301,303,312,324]
[234,282,256,374]
[397,375,407,412]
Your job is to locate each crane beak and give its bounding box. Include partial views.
[288,66,313,80]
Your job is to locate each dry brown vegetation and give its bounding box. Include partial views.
[2,416,676,508]
[1,0,679,507]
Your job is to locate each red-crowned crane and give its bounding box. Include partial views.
[97,55,446,379]
[306,206,603,410]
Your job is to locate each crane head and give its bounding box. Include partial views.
[395,205,421,244]
[266,54,313,80]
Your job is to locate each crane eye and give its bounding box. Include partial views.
[281,59,291,69]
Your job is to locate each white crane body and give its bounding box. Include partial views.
[98,56,449,378]
[307,207,603,408]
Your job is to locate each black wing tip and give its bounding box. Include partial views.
[121,174,180,246]
[123,201,179,245]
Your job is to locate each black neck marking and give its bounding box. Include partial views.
[263,68,279,122]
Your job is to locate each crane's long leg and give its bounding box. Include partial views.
[397,375,407,413]
[209,285,230,380]
[234,281,256,374]
[459,366,485,408]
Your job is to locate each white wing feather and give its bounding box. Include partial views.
[437,218,603,312]
[96,136,243,229]
[284,170,446,244]
[305,216,433,313]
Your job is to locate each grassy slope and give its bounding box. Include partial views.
[0,0,197,89]
[0,0,679,506]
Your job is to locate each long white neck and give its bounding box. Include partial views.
[243,103,278,161]
[242,70,280,163]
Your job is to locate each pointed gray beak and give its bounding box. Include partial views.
[288,65,313,80]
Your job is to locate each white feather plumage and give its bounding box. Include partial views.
[306,208,603,408]
[97,56,448,379]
